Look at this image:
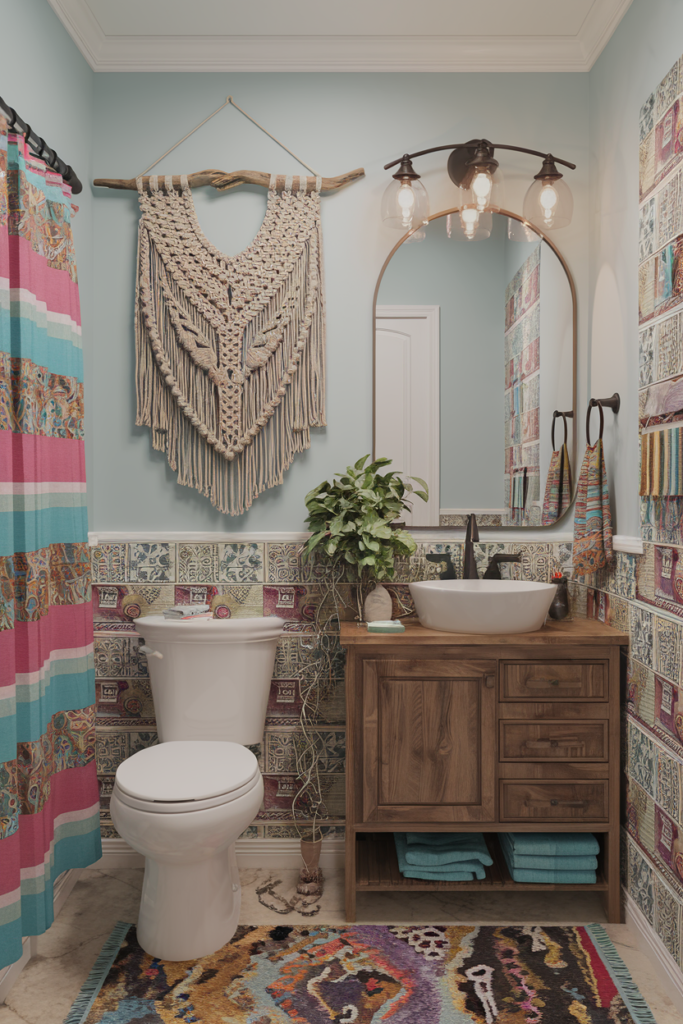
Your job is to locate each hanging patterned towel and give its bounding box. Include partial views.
[573,436,613,576]
[639,425,683,496]
[542,444,572,524]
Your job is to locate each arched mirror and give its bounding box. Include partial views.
[373,209,576,528]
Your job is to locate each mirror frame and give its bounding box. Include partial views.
[372,208,577,529]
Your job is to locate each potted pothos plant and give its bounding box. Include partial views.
[302,455,429,620]
[272,457,428,912]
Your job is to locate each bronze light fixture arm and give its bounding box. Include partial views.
[383,142,576,173]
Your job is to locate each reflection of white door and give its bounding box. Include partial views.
[375,305,440,527]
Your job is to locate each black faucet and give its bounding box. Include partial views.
[425,551,456,579]
[463,514,479,579]
[483,553,522,579]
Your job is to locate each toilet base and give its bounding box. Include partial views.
[137,842,241,961]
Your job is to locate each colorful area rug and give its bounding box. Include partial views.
[65,922,656,1023]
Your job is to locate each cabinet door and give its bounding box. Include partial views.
[362,657,497,823]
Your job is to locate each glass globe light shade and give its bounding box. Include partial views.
[466,163,504,212]
[523,175,573,229]
[381,176,430,232]
[449,198,492,241]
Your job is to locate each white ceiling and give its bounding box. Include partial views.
[48,0,634,72]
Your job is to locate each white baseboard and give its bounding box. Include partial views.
[0,869,81,1004]
[623,892,683,1007]
[94,837,346,872]
[612,535,644,554]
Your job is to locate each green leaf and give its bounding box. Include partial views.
[354,454,371,471]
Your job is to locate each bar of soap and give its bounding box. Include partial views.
[367,620,405,633]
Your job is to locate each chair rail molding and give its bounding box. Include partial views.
[47,0,633,73]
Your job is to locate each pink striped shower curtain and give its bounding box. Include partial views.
[0,119,100,968]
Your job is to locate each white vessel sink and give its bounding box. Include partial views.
[409,579,557,634]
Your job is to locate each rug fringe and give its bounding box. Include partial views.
[62,921,133,1024]
[585,924,658,1024]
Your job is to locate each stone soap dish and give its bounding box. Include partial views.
[367,620,405,633]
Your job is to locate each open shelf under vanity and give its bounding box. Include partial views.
[354,831,609,894]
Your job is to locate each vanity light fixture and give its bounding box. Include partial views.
[381,140,576,238]
[379,155,430,232]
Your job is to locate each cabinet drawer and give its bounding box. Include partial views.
[500,721,608,761]
[500,781,608,821]
[502,662,607,701]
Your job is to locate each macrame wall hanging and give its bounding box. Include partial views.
[95,97,364,514]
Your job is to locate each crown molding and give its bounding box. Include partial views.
[48,0,633,73]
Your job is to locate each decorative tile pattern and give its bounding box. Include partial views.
[655,613,683,684]
[94,637,149,678]
[127,543,176,583]
[656,746,682,824]
[91,544,128,584]
[264,729,345,774]
[628,836,655,924]
[218,543,264,583]
[654,873,682,964]
[630,605,654,668]
[628,721,657,798]
[177,543,217,584]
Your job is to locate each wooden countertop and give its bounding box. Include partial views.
[340,617,629,647]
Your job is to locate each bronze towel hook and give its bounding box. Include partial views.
[586,393,620,445]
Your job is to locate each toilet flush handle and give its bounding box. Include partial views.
[139,645,163,660]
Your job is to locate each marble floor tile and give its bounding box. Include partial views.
[1,866,679,1024]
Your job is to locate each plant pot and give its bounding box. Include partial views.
[363,582,394,622]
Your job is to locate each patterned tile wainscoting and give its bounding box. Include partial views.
[91,538,572,844]
[571,547,683,975]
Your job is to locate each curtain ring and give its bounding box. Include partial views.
[586,399,604,446]
[551,411,569,451]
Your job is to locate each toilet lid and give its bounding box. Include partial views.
[115,741,259,803]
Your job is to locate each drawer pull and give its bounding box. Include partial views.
[524,798,588,809]
[524,737,582,750]
[524,678,582,689]
[484,674,496,689]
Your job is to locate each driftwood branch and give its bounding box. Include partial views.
[93,168,364,194]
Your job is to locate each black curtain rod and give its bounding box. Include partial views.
[0,96,82,195]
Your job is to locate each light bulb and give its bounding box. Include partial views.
[540,182,558,223]
[460,206,480,239]
[471,168,493,211]
[397,182,416,227]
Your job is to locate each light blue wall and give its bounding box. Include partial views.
[589,0,683,536]
[0,0,95,490]
[377,214,507,510]
[90,72,590,531]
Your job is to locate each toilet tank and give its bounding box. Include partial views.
[134,616,285,744]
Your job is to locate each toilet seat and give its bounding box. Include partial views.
[114,740,260,814]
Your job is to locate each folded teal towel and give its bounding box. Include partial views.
[394,833,485,880]
[505,864,596,884]
[404,833,492,868]
[501,844,595,883]
[499,833,597,871]
[503,832,599,857]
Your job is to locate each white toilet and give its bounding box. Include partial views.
[110,615,284,962]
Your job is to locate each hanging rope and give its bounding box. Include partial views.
[139,96,318,177]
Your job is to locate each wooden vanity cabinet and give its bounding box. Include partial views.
[341,618,628,924]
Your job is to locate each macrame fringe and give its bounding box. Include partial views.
[585,924,658,1023]
[135,175,326,515]
[62,921,133,1024]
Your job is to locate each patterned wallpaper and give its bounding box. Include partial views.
[91,538,571,843]
[622,49,683,976]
